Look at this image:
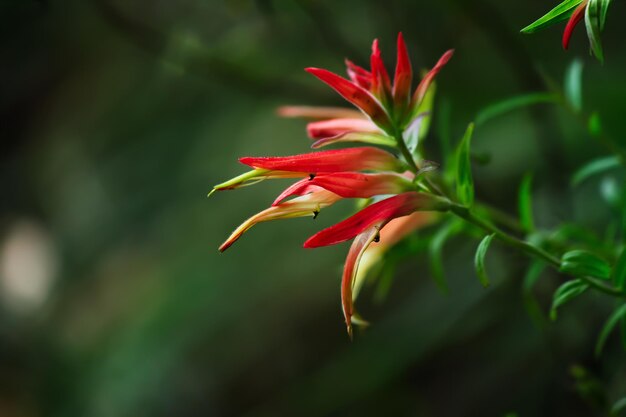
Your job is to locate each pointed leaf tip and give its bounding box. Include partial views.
[520,0,586,34]
[475,234,495,287]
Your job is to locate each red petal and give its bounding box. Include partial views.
[350,212,438,302]
[304,192,438,248]
[272,179,321,206]
[345,59,372,90]
[277,106,365,120]
[239,147,405,173]
[562,1,588,50]
[310,132,396,149]
[411,49,454,108]
[306,118,380,139]
[341,226,381,338]
[345,59,371,78]
[305,68,391,130]
[219,188,340,252]
[370,39,392,101]
[393,32,412,106]
[310,172,411,198]
[273,172,412,205]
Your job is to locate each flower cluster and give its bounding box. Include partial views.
[210,34,453,337]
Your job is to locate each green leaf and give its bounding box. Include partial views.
[564,59,584,113]
[550,279,589,320]
[560,250,611,280]
[474,234,495,288]
[571,155,620,186]
[518,173,535,233]
[522,260,547,323]
[475,93,560,126]
[428,219,464,292]
[585,0,605,63]
[612,248,626,291]
[599,0,612,30]
[595,303,626,356]
[521,0,585,33]
[456,123,475,206]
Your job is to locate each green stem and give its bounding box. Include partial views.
[450,204,559,266]
[388,105,621,297]
[475,202,524,234]
[449,203,624,298]
[392,129,420,174]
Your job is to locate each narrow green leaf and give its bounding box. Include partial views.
[456,123,475,206]
[612,247,626,291]
[564,59,584,113]
[599,0,612,30]
[560,249,611,280]
[571,155,620,186]
[518,173,535,233]
[521,0,585,33]
[595,303,626,356]
[475,93,560,126]
[474,234,495,288]
[550,279,589,320]
[585,0,605,63]
[523,260,546,292]
[522,260,547,323]
[428,219,464,292]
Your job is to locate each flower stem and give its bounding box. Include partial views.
[390,112,622,297]
[392,129,420,174]
[449,203,624,298]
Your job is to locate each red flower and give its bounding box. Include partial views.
[239,147,407,173]
[303,192,447,336]
[272,172,414,205]
[211,34,454,337]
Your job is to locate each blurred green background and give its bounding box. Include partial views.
[1,0,626,416]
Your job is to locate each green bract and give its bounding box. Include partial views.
[520,0,585,33]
